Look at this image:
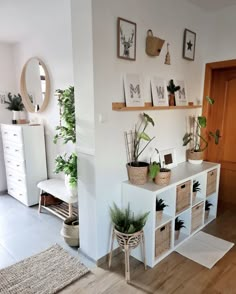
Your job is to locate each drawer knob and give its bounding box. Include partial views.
[15,149,19,152]
[4,132,8,134]
[13,134,17,137]
[7,161,11,163]
[5,146,9,149]
[8,174,12,177]
[160,226,166,231]
[19,194,22,196]
[181,184,186,189]
[16,165,20,167]
[18,179,22,182]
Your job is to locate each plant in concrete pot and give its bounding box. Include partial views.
[156,198,168,223]
[175,217,185,240]
[4,92,25,124]
[183,96,221,164]
[125,113,155,185]
[167,79,180,106]
[192,180,201,203]
[205,200,213,221]
[149,149,171,185]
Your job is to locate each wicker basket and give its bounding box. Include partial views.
[176,181,191,214]
[126,163,148,185]
[187,149,204,164]
[114,229,143,250]
[61,216,79,247]
[191,202,204,233]
[206,169,217,196]
[155,222,171,258]
[154,170,171,185]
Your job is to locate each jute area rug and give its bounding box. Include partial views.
[0,244,89,294]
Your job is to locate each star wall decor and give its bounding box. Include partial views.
[183,29,196,61]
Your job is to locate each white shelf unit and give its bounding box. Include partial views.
[122,161,220,268]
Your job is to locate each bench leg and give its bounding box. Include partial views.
[69,203,73,217]
[38,189,42,213]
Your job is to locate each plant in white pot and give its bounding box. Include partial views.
[4,92,25,124]
[175,217,185,240]
[156,198,168,223]
[125,113,155,185]
[149,149,171,185]
[183,96,221,164]
[192,180,201,203]
[205,200,213,221]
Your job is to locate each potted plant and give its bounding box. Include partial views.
[125,113,155,185]
[149,149,171,185]
[167,79,180,106]
[54,153,77,198]
[175,217,185,240]
[183,96,221,164]
[4,92,25,124]
[192,180,201,202]
[205,200,213,220]
[156,198,168,223]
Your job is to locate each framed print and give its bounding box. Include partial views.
[183,29,196,61]
[117,17,136,61]
[175,80,187,106]
[160,148,177,169]
[151,77,168,106]
[0,91,7,105]
[124,73,144,107]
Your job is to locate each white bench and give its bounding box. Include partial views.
[37,179,78,219]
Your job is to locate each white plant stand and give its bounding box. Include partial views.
[37,179,78,220]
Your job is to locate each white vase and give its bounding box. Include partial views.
[65,174,77,200]
[12,110,20,123]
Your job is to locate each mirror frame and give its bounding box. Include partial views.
[20,57,51,113]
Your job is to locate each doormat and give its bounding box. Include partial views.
[0,244,89,294]
[175,231,234,269]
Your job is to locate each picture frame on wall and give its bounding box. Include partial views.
[117,17,136,61]
[0,91,7,105]
[183,29,196,61]
[160,148,177,169]
[151,77,168,106]
[124,73,144,107]
[175,80,187,106]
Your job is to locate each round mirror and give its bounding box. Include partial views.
[20,57,50,113]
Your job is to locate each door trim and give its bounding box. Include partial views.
[202,59,236,159]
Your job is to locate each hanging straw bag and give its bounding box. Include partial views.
[146,30,165,56]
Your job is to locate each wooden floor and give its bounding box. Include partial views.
[61,208,236,294]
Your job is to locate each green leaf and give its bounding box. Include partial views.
[149,162,160,179]
[209,129,221,144]
[139,132,151,141]
[206,96,215,105]
[198,116,206,128]
[143,113,155,126]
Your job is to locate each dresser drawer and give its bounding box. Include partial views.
[1,125,23,145]
[8,180,27,200]
[4,154,26,174]
[6,168,27,189]
[3,141,25,159]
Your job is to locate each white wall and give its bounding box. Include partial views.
[0,43,17,192]
[13,0,74,179]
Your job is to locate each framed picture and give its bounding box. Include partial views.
[117,17,136,61]
[0,91,7,105]
[160,148,177,169]
[183,29,196,61]
[124,73,144,107]
[175,80,187,106]
[151,77,168,106]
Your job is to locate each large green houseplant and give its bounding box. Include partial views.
[125,112,155,185]
[183,96,220,164]
[54,86,77,196]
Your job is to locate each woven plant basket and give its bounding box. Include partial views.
[114,229,143,250]
[127,162,148,185]
[61,216,79,247]
[155,170,171,185]
[187,149,204,164]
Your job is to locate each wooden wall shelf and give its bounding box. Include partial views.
[112,102,202,111]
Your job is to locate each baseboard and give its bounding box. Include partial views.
[78,248,97,265]
[96,247,121,267]
[0,190,7,195]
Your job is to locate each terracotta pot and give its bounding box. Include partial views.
[187,149,204,164]
[168,94,175,106]
[155,170,171,185]
[127,162,149,185]
[156,210,163,223]
[175,230,180,240]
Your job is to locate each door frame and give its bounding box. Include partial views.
[202,59,236,159]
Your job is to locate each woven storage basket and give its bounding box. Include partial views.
[191,202,204,233]
[154,170,171,185]
[61,216,79,247]
[127,163,148,185]
[187,149,204,161]
[206,169,217,196]
[155,222,171,258]
[176,181,191,214]
[114,229,143,250]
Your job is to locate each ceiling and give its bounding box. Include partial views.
[186,0,236,11]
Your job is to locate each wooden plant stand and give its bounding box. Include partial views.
[108,228,146,282]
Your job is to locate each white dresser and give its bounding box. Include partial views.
[1,124,47,206]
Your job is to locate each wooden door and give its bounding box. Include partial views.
[204,63,236,207]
